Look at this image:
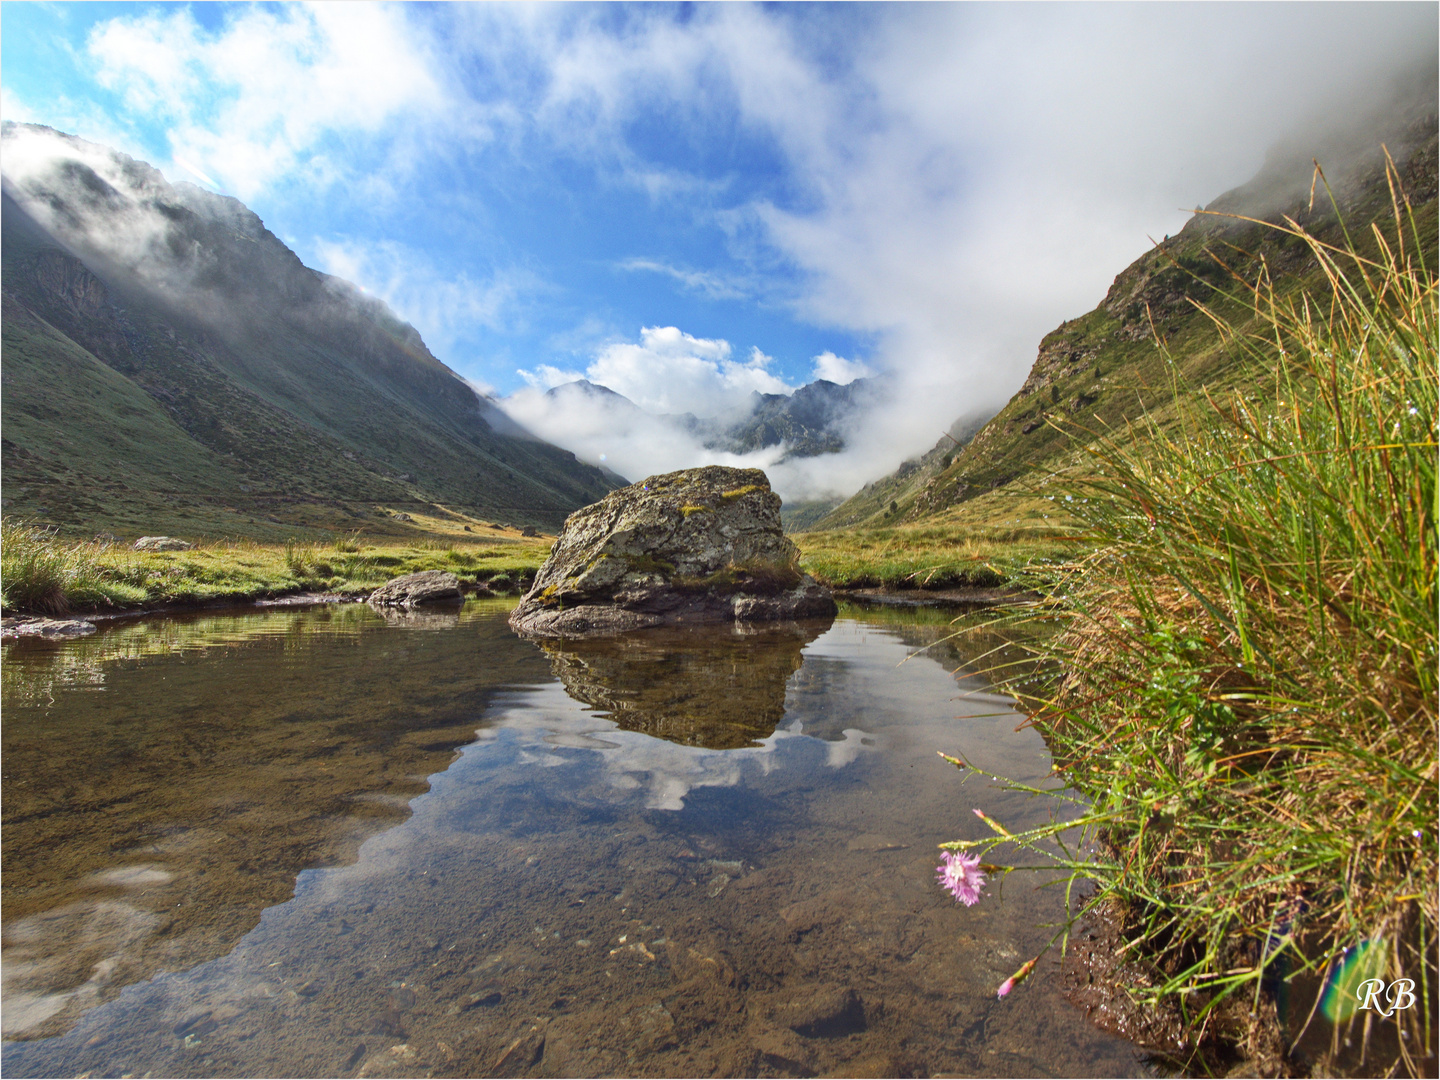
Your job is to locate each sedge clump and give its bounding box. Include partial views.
[939,157,1436,1074]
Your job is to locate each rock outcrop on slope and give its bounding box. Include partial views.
[508,466,836,636]
[132,536,194,551]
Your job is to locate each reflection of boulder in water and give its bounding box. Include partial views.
[540,618,832,749]
[367,604,462,630]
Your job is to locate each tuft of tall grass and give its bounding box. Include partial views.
[949,161,1436,1072]
[0,519,147,613]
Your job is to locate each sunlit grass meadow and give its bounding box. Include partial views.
[1,524,554,615]
[794,520,1073,590]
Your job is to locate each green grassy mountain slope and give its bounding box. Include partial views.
[815,88,1438,535]
[799,409,993,530]
[1,124,615,539]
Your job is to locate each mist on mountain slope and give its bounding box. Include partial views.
[487,20,1438,504]
[499,350,901,501]
[0,124,461,382]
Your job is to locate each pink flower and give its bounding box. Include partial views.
[935,850,987,906]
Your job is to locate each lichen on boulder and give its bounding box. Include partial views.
[508,466,835,637]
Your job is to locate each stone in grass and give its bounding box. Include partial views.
[368,570,463,607]
[509,466,835,637]
[133,536,193,551]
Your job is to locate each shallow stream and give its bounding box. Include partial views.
[2,599,1147,1078]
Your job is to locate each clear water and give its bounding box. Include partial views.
[1,599,1146,1078]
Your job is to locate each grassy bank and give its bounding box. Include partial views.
[947,176,1436,1073]
[794,519,1074,590]
[0,524,553,615]
[0,512,1076,616]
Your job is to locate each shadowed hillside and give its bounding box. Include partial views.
[1,124,616,540]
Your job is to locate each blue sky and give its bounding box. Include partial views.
[3,2,1435,495]
[2,3,878,403]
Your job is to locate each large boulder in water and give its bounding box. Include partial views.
[508,466,836,637]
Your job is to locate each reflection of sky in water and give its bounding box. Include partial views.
[2,612,1143,1080]
[474,618,1003,811]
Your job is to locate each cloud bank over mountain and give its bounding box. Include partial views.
[7,3,1435,498]
[501,327,888,501]
[517,326,794,417]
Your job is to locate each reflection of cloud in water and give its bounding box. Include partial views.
[477,683,843,810]
[510,618,878,809]
[1,900,160,1039]
[484,612,1037,810]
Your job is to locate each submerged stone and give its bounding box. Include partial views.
[508,466,835,637]
[0,618,98,639]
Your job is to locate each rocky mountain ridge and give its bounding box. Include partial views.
[539,374,879,462]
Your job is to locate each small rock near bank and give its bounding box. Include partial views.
[509,466,835,636]
[133,536,193,551]
[0,618,98,640]
[368,570,463,607]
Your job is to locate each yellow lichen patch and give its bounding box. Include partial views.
[679,504,711,516]
[719,485,763,501]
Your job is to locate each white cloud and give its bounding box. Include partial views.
[583,325,794,416]
[517,364,586,391]
[171,155,219,189]
[0,87,38,123]
[502,325,807,489]
[84,3,449,200]
[811,351,872,385]
[500,326,901,501]
[616,258,750,301]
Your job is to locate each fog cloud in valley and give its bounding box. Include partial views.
[485,3,1437,498]
[7,3,1436,502]
[501,324,902,498]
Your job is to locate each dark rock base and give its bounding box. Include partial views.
[508,578,836,638]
